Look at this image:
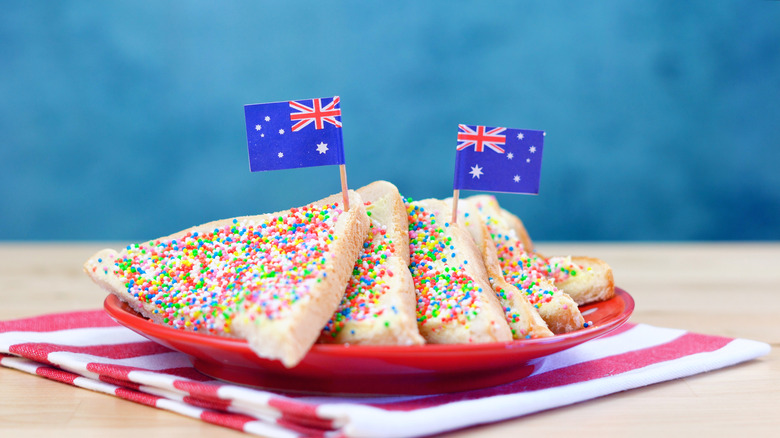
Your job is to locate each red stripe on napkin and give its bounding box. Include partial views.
[375,331,735,411]
[200,410,256,432]
[518,331,732,389]
[269,396,324,420]
[270,396,337,430]
[36,364,79,385]
[0,310,114,332]
[86,361,148,380]
[10,341,171,364]
[184,395,232,411]
[174,379,223,399]
[100,374,142,391]
[116,386,161,407]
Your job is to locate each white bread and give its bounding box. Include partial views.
[465,195,585,334]
[319,181,424,345]
[445,197,553,339]
[406,198,513,343]
[84,191,370,367]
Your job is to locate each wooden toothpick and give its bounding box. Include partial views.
[339,164,350,210]
[451,189,460,224]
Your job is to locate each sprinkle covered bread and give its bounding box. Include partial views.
[85,191,370,367]
[319,181,424,345]
[445,197,553,339]
[469,195,615,306]
[82,180,616,368]
[406,198,512,344]
[465,195,586,334]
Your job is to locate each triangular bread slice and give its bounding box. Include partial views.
[405,198,512,343]
[84,191,370,367]
[319,181,424,345]
[476,195,615,305]
[464,195,586,334]
[445,197,553,339]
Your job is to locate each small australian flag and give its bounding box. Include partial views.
[244,96,345,172]
[453,124,545,194]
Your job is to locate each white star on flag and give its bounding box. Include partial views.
[507,152,514,160]
[277,152,284,158]
[526,158,530,163]
[255,124,261,131]
[514,175,521,183]
[469,164,484,179]
[316,142,329,154]
[265,116,270,122]
[279,129,284,135]
[529,146,536,153]
[517,133,524,140]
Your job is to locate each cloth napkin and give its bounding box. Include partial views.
[0,310,770,438]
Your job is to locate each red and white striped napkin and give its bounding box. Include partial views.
[0,310,769,437]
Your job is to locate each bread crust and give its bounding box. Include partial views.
[84,191,369,368]
[318,181,424,345]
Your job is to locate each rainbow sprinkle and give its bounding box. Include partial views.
[406,199,483,329]
[489,229,577,283]
[113,203,344,335]
[477,212,590,331]
[492,283,531,338]
[489,222,565,306]
[321,205,398,339]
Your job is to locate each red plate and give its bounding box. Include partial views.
[104,288,634,395]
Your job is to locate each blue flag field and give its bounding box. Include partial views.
[244,96,345,172]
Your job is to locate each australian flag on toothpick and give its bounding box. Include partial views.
[453,124,545,194]
[244,96,345,172]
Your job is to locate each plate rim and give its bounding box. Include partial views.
[103,287,634,359]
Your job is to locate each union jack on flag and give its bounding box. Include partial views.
[454,124,545,195]
[244,96,345,172]
[290,97,342,131]
[456,124,507,153]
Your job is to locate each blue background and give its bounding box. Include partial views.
[2,0,779,241]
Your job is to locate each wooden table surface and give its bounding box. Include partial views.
[1,242,778,437]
